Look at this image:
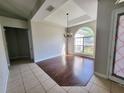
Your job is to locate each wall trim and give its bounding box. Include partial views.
[73,53,95,59]
[4,70,9,93]
[95,72,108,79]
[10,56,29,60]
[34,54,63,63]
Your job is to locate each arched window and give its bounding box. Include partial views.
[74,27,94,56]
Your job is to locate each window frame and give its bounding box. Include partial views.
[74,27,94,56]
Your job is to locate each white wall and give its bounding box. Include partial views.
[0,16,28,93]
[0,24,9,93]
[28,21,34,60]
[31,21,65,62]
[0,16,28,29]
[95,0,124,78]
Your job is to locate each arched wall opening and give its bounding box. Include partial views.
[74,27,95,57]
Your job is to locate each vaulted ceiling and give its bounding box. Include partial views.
[32,0,98,27]
[45,0,88,27]
[0,0,45,20]
[0,0,97,26]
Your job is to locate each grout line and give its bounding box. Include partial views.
[21,64,43,92]
[91,80,111,91]
[46,84,68,93]
[20,64,43,92]
[110,81,112,93]
[45,84,57,92]
[29,64,68,93]
[84,81,94,93]
[61,87,72,93]
[10,62,115,93]
[19,66,27,93]
[28,64,48,93]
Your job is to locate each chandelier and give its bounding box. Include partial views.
[64,13,73,38]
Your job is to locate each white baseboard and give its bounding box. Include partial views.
[10,56,29,60]
[95,72,108,79]
[4,70,9,93]
[73,53,95,59]
[34,54,62,63]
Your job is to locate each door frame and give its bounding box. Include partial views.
[3,26,33,66]
[1,26,10,66]
[108,7,124,85]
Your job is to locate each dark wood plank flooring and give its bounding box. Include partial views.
[37,55,94,86]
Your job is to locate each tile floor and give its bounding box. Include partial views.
[7,60,124,93]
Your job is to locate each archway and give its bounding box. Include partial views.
[74,27,95,57]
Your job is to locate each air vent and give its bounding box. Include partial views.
[46,5,55,12]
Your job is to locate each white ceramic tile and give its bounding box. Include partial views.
[7,78,23,90]
[21,70,33,78]
[32,68,46,76]
[42,78,56,91]
[89,83,110,93]
[111,82,124,93]
[36,73,51,83]
[9,65,20,71]
[37,74,47,82]
[7,83,25,93]
[29,64,39,69]
[19,64,29,68]
[31,66,45,72]
[8,74,22,83]
[20,67,30,73]
[23,78,40,91]
[81,81,93,91]
[62,86,72,92]
[47,85,66,93]
[68,87,88,93]
[22,74,36,82]
[27,85,46,93]
[31,66,42,71]
[91,75,111,90]
[9,70,20,78]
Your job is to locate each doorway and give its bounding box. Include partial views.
[4,27,30,65]
[109,7,124,85]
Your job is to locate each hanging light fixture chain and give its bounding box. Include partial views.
[66,13,69,33]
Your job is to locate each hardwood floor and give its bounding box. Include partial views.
[37,55,94,86]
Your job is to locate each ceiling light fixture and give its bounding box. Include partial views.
[64,13,73,38]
